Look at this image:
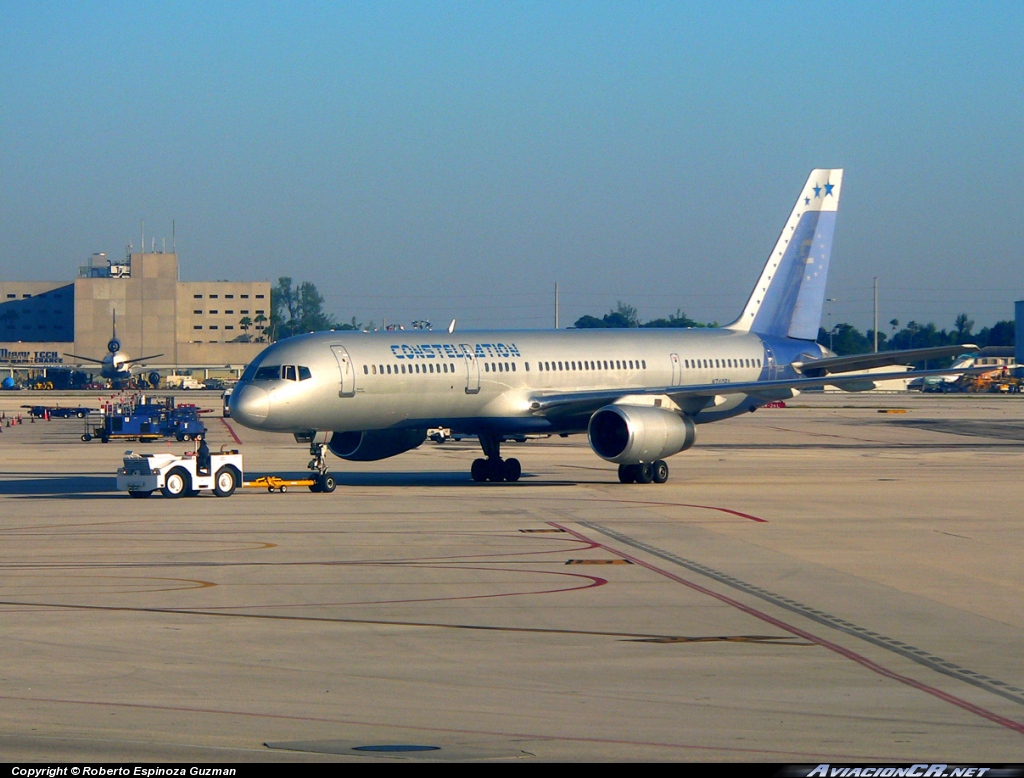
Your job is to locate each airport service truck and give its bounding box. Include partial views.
[116,449,242,498]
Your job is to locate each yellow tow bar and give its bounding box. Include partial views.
[241,475,316,493]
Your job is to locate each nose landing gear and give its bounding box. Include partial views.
[306,442,337,493]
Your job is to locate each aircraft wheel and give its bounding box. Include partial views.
[319,474,337,493]
[618,464,637,484]
[128,490,152,498]
[213,467,236,497]
[308,481,322,493]
[161,467,189,498]
[487,458,505,482]
[503,458,521,482]
[471,458,488,482]
[637,463,655,484]
[652,460,669,484]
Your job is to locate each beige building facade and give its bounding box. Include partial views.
[0,252,270,369]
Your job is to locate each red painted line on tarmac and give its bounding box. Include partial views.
[220,418,242,444]
[585,497,767,522]
[550,521,1024,737]
[0,692,883,759]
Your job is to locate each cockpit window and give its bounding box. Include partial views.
[253,365,282,381]
[239,353,266,382]
[298,366,312,381]
[283,365,297,381]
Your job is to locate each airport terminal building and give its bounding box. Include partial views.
[0,251,270,371]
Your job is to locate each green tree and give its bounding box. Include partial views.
[271,277,342,338]
[954,312,974,342]
[642,309,700,328]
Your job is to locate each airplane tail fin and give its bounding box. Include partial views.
[108,310,121,354]
[727,169,843,340]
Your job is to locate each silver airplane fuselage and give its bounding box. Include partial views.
[229,327,823,435]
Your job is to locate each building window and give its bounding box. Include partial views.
[225,325,234,330]
[23,294,31,298]
[241,294,249,299]
[194,325,202,330]
[225,310,233,314]
[241,310,249,314]
[209,310,218,314]
[226,294,234,299]
[6,294,14,299]
[209,325,219,330]
[256,309,265,314]
[194,294,202,299]
[193,310,202,314]
[210,294,218,299]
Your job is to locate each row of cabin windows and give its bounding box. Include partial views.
[362,358,648,376]
[365,362,456,375]
[253,364,312,381]
[685,357,761,369]
[538,359,645,372]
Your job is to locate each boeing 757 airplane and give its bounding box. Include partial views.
[230,169,975,490]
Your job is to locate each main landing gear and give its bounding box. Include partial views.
[470,433,522,483]
[618,460,670,484]
[306,442,337,493]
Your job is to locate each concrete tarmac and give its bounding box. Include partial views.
[0,391,1022,761]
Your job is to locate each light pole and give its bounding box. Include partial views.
[826,298,837,351]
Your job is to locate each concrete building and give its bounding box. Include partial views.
[0,251,270,371]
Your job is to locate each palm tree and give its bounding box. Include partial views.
[253,313,268,342]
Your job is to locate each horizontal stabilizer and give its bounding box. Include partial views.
[63,353,107,365]
[793,344,979,377]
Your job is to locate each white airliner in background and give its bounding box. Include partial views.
[64,312,163,384]
[230,169,975,490]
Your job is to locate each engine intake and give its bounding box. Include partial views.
[588,405,696,464]
[328,429,427,461]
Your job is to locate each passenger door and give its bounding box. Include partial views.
[330,345,356,398]
[460,344,480,394]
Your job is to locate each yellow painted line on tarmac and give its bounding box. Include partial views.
[878,409,908,414]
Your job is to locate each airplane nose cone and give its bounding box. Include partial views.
[230,384,270,427]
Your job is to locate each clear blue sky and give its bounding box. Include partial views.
[3,1,1023,333]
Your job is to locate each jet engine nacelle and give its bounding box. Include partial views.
[328,429,428,461]
[588,405,696,464]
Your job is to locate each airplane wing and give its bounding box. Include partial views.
[792,344,979,377]
[63,353,108,365]
[122,354,164,365]
[528,365,988,418]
